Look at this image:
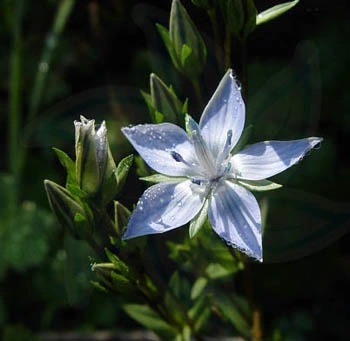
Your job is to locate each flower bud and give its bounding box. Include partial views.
[157,0,207,79]
[114,201,131,237]
[44,180,92,239]
[191,0,214,10]
[150,73,186,124]
[220,0,257,39]
[74,116,117,198]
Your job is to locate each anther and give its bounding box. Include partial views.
[170,151,184,162]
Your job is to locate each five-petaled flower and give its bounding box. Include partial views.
[121,69,322,261]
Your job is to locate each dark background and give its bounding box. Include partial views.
[0,0,349,339]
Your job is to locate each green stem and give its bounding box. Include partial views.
[191,78,204,111]
[18,0,75,175]
[8,0,24,210]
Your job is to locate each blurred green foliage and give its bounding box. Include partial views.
[0,0,349,340]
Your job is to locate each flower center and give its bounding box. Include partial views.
[170,124,234,187]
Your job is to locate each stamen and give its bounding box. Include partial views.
[170,150,204,175]
[191,178,201,185]
[171,151,184,162]
[188,119,217,174]
[216,129,233,169]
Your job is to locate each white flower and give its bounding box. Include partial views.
[121,69,322,261]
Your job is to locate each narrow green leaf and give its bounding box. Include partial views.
[205,263,234,279]
[115,154,133,192]
[123,304,177,339]
[256,0,299,26]
[29,0,75,120]
[215,293,252,339]
[150,73,184,124]
[189,200,209,238]
[53,147,77,185]
[191,277,208,300]
[156,23,180,70]
[188,295,211,332]
[140,174,185,183]
[237,179,282,192]
[182,325,191,341]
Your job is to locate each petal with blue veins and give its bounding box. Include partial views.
[209,181,262,261]
[122,180,206,240]
[199,69,245,157]
[122,123,199,176]
[231,137,323,181]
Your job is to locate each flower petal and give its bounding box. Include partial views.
[208,181,262,261]
[231,137,323,180]
[122,123,198,176]
[122,180,206,240]
[199,69,245,157]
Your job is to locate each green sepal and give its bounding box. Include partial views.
[150,73,184,124]
[156,23,181,70]
[44,179,92,239]
[237,179,282,192]
[140,174,186,183]
[189,199,209,238]
[114,200,131,237]
[115,154,133,193]
[105,248,130,277]
[53,147,77,186]
[256,0,299,26]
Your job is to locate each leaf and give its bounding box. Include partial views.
[123,304,177,339]
[189,200,209,238]
[188,295,211,332]
[237,179,282,192]
[205,263,235,279]
[215,293,252,339]
[53,147,77,186]
[115,154,133,193]
[256,0,299,25]
[156,23,180,70]
[140,174,185,183]
[263,189,350,262]
[191,277,208,300]
[169,271,190,300]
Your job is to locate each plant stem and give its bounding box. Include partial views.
[18,0,75,175]
[8,0,24,211]
[191,78,204,111]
